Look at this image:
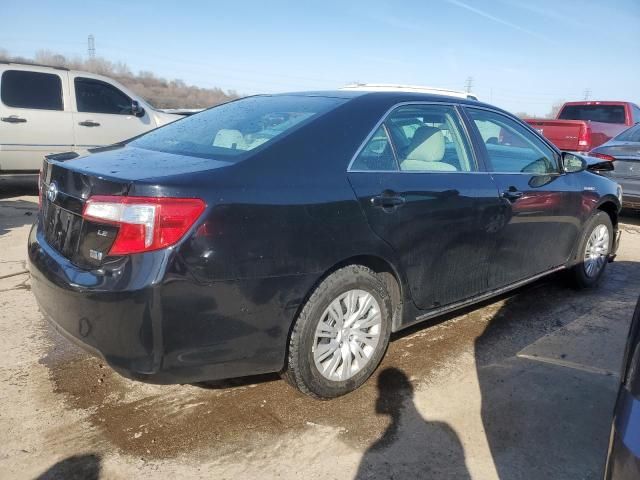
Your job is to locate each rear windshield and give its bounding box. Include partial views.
[131,95,346,160]
[616,123,640,142]
[558,105,626,124]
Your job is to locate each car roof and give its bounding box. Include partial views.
[270,90,485,106]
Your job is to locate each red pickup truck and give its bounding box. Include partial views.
[525,101,640,152]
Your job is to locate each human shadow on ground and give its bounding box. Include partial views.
[35,453,101,480]
[355,367,471,480]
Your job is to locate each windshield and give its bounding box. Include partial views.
[616,123,640,142]
[558,105,626,124]
[131,95,346,160]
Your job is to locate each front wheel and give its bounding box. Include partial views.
[570,211,613,288]
[283,265,392,399]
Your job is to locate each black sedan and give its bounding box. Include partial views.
[605,295,640,479]
[591,123,640,209]
[29,91,622,398]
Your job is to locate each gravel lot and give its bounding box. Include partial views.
[1,187,639,479]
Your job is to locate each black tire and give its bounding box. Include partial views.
[283,265,392,399]
[570,211,613,288]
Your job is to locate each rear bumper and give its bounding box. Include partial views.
[28,223,315,384]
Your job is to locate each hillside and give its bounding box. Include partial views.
[0,49,239,109]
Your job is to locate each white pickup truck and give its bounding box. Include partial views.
[0,62,181,179]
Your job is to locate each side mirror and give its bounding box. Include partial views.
[131,100,145,118]
[562,152,587,173]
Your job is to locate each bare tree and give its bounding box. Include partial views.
[547,100,566,119]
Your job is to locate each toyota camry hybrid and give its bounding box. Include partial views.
[29,91,623,398]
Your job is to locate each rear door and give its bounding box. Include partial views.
[0,67,74,171]
[71,75,152,148]
[348,103,503,311]
[464,107,578,287]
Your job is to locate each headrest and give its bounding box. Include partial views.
[213,129,247,150]
[406,126,445,162]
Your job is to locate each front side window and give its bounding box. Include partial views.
[131,95,346,160]
[468,108,558,174]
[75,77,133,115]
[1,70,63,110]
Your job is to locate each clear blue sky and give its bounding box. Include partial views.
[2,0,639,116]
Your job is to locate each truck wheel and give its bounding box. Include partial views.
[283,265,392,399]
[570,211,613,288]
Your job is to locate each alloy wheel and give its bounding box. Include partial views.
[583,224,610,278]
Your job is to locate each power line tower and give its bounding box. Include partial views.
[87,35,95,58]
[464,76,474,94]
[583,88,591,101]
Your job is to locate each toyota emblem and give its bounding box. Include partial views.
[46,182,59,202]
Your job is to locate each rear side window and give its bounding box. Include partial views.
[558,105,626,124]
[616,124,640,142]
[388,105,475,172]
[131,95,346,160]
[352,104,475,172]
[1,70,63,110]
[75,77,133,115]
[351,126,398,171]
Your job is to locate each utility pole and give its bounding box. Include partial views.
[87,35,95,58]
[464,76,474,94]
[583,88,591,101]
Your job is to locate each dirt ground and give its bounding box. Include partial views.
[1,186,639,479]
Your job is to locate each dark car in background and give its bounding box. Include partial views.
[605,295,640,479]
[28,91,622,398]
[590,123,640,209]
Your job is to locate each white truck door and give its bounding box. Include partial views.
[71,75,154,148]
[0,67,74,171]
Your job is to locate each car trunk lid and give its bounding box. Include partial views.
[40,146,224,268]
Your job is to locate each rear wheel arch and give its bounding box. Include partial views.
[285,254,405,367]
[330,255,404,330]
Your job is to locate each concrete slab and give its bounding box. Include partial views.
[517,311,630,376]
[0,192,638,480]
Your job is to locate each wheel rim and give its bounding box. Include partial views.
[584,224,610,278]
[313,289,382,381]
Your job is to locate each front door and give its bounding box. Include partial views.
[464,107,577,287]
[71,75,152,148]
[348,103,502,311]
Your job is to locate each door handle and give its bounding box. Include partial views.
[1,115,27,123]
[371,194,406,209]
[501,188,524,201]
[78,120,101,127]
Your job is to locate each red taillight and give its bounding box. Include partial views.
[83,196,206,255]
[589,152,616,162]
[578,124,592,150]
